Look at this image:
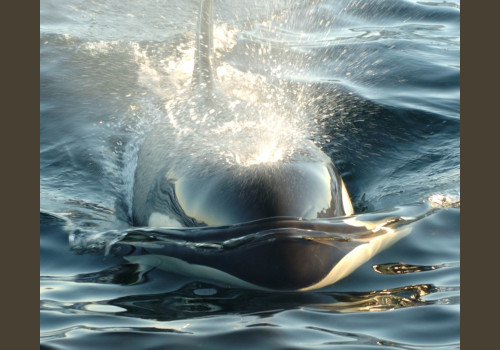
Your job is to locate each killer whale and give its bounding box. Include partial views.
[132,0,353,227]
[128,0,413,291]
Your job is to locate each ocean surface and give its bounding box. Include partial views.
[40,0,460,349]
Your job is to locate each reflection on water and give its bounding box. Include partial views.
[40,263,149,285]
[373,262,460,275]
[103,283,458,321]
[40,279,460,350]
[40,278,457,324]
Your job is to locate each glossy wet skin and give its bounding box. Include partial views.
[140,159,352,227]
[181,161,349,224]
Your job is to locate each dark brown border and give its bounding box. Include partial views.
[4,2,40,349]
[462,2,494,348]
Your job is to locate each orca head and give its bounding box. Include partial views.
[173,158,353,226]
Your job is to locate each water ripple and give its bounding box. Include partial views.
[40,325,191,342]
[373,261,460,275]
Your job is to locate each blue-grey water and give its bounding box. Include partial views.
[40,0,460,348]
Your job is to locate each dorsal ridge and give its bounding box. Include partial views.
[192,0,215,93]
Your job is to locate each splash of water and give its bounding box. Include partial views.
[428,193,460,208]
[124,19,328,171]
